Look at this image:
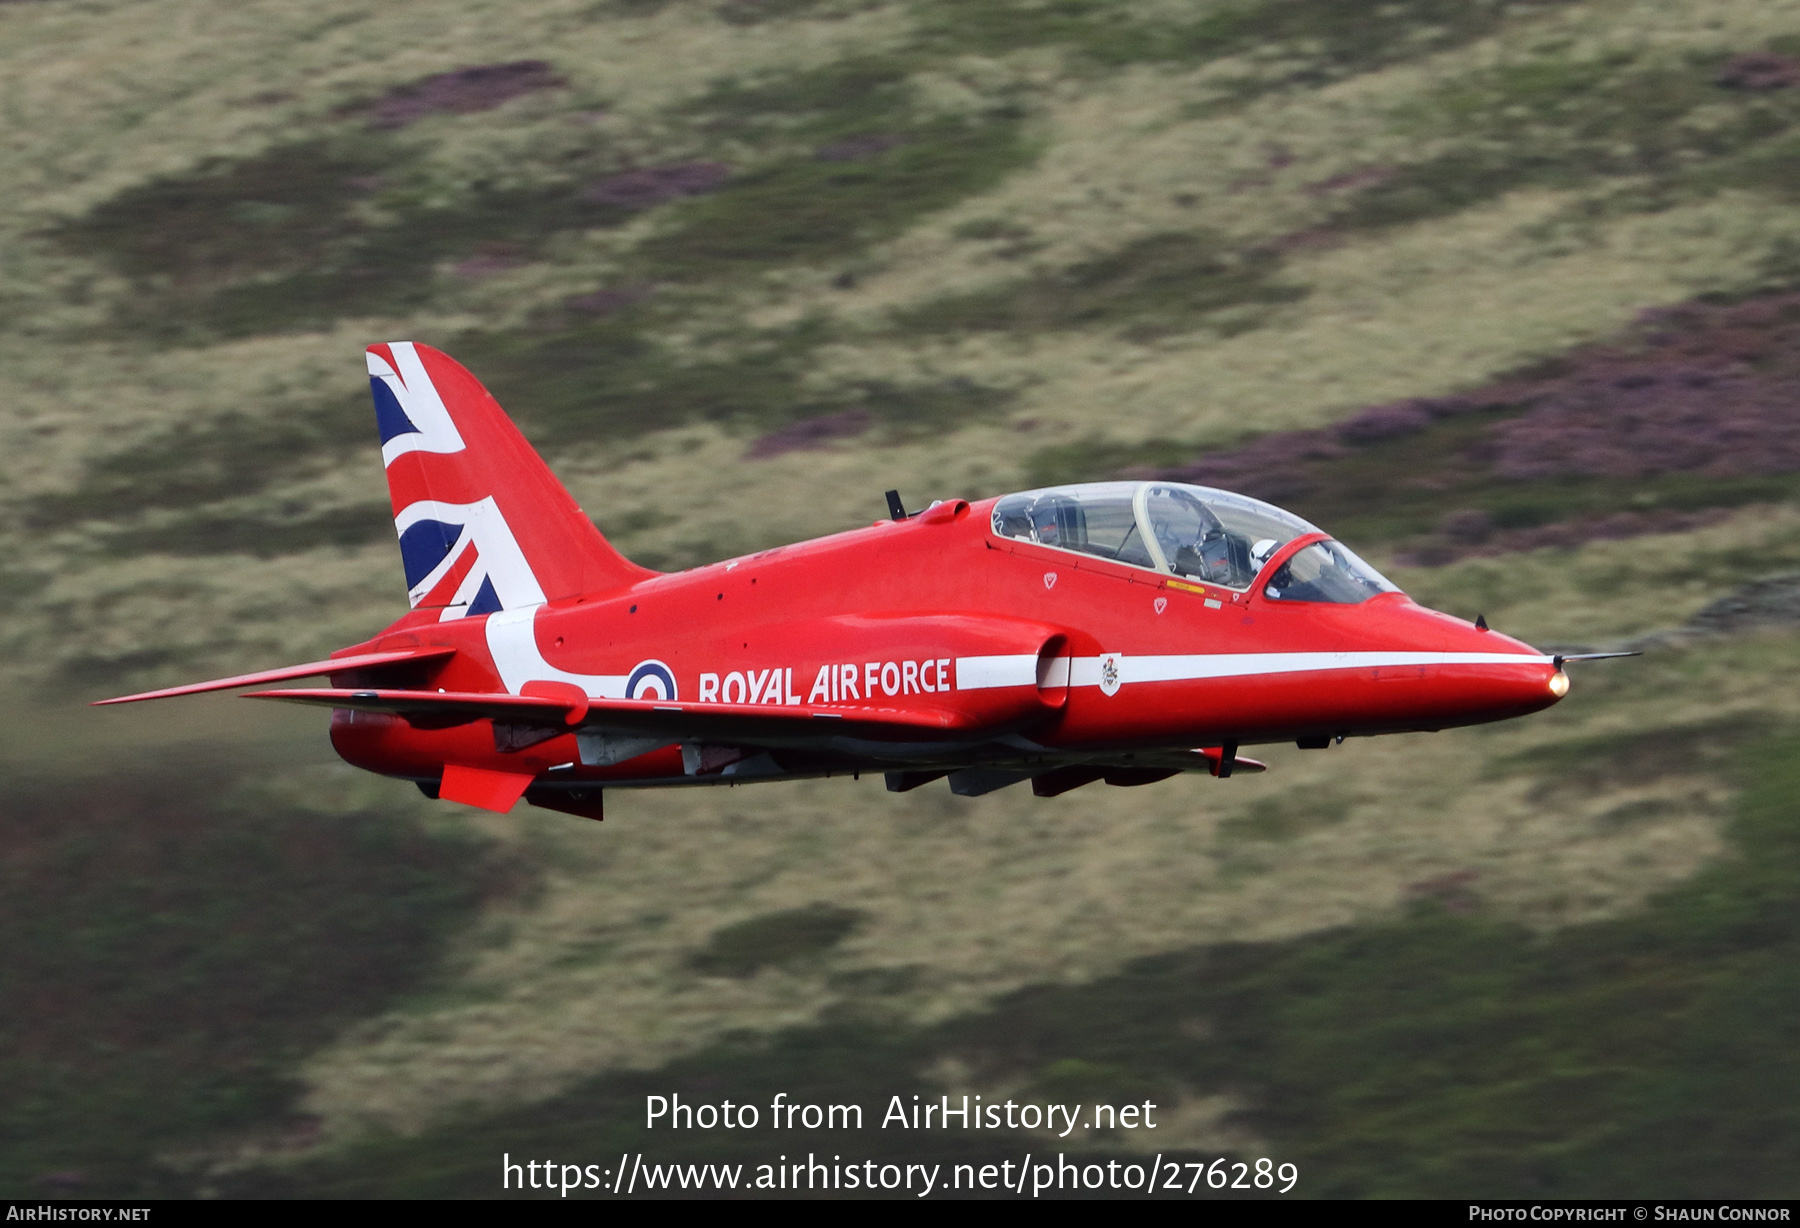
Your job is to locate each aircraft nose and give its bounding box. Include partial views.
[1470,628,1568,710]
[1372,599,1567,722]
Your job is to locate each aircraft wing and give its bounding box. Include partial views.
[92,646,458,705]
[246,686,982,743]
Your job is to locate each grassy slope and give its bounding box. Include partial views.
[5,0,1800,1196]
[223,710,1800,1200]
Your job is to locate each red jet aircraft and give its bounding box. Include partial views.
[98,342,1624,819]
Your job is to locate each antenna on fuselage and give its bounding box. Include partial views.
[885,489,909,521]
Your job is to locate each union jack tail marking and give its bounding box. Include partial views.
[367,342,655,620]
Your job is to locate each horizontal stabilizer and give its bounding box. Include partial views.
[245,687,977,744]
[92,647,457,706]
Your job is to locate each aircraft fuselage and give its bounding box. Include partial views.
[325,498,1559,795]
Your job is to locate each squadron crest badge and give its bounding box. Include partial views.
[1098,652,1123,697]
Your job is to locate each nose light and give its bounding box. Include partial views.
[1548,670,1570,698]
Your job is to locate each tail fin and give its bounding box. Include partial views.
[367,342,655,619]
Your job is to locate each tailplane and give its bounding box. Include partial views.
[367,342,654,619]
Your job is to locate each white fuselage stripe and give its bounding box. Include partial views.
[481,630,1548,703]
[955,655,1041,691]
[487,607,627,697]
[955,651,1551,690]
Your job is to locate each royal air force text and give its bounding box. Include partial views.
[698,661,954,706]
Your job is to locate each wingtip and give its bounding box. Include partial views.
[86,647,457,710]
[90,690,175,707]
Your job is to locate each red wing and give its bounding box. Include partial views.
[91,646,457,706]
[245,687,974,743]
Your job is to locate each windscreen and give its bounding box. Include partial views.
[1262,541,1401,604]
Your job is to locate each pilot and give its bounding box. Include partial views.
[1163,502,1232,583]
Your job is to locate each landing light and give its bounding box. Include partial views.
[1548,670,1571,698]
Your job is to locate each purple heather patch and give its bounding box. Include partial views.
[1144,291,1800,562]
[1304,166,1397,196]
[1394,507,1734,567]
[746,409,873,459]
[815,134,908,162]
[1139,395,1485,505]
[452,241,526,279]
[582,162,731,208]
[565,284,656,315]
[368,61,565,129]
[1717,51,1800,92]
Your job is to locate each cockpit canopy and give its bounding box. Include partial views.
[990,480,1399,603]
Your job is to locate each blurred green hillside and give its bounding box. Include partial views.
[7,0,1800,1198]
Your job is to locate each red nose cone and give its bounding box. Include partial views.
[1360,596,1563,729]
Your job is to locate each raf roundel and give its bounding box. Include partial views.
[625,660,678,702]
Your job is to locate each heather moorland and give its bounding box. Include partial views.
[5,0,1800,1198]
